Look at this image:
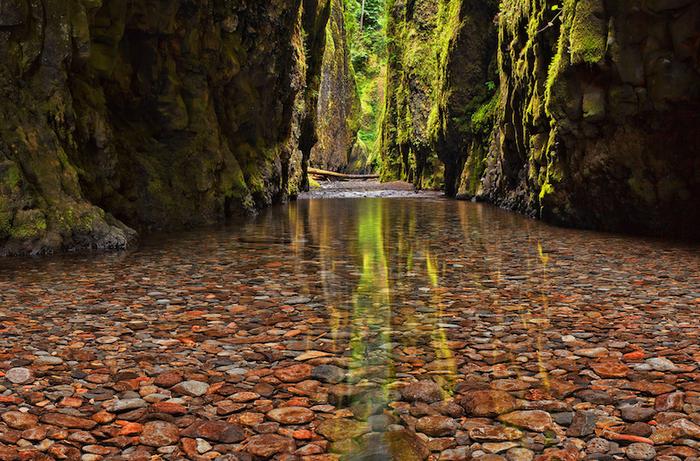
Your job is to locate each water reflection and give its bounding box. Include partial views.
[283,198,460,458]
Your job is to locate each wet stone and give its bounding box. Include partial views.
[316,419,369,441]
[415,415,459,437]
[140,421,179,447]
[312,364,346,384]
[2,194,700,460]
[275,364,313,383]
[267,407,315,424]
[4,367,33,384]
[460,390,518,417]
[400,380,443,404]
[626,443,656,460]
[497,411,553,432]
[567,411,599,437]
[1,411,38,430]
[620,405,656,422]
[172,380,209,397]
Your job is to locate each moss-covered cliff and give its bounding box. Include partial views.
[381,0,700,237]
[312,0,362,172]
[480,0,700,236]
[0,0,331,255]
[380,0,498,191]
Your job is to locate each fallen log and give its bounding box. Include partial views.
[308,167,379,181]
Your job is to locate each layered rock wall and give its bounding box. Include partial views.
[380,0,498,191]
[481,0,700,236]
[0,0,330,255]
[381,0,700,237]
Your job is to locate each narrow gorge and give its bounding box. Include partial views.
[2,1,699,255]
[1,3,700,461]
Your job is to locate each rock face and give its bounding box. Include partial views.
[0,0,331,255]
[380,0,499,192]
[380,0,700,237]
[311,0,361,172]
[479,0,700,237]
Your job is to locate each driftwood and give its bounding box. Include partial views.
[308,167,379,181]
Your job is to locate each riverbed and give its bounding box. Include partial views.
[1,191,699,460]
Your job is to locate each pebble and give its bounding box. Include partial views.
[626,443,657,460]
[267,407,315,424]
[4,367,33,384]
[172,380,209,397]
[140,421,180,447]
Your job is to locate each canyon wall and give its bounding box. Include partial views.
[479,0,700,236]
[380,0,499,191]
[0,0,331,255]
[382,0,700,237]
[311,0,362,173]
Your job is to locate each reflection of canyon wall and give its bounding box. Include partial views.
[0,0,331,255]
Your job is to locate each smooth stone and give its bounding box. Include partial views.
[645,357,680,372]
[267,407,315,425]
[5,367,33,384]
[33,356,63,365]
[110,398,148,412]
[415,415,459,437]
[497,410,553,432]
[460,390,517,417]
[506,447,534,461]
[312,364,346,384]
[316,418,369,441]
[1,411,39,430]
[172,380,209,397]
[245,434,295,458]
[401,381,443,404]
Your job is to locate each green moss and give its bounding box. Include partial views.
[569,0,607,65]
[9,209,47,240]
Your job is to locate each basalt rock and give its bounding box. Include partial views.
[0,0,332,255]
[478,0,700,237]
[379,0,700,238]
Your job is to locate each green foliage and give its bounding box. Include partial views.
[344,0,388,168]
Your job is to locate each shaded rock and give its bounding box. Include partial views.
[620,405,656,422]
[460,390,518,417]
[312,364,346,384]
[348,430,430,461]
[316,418,369,441]
[400,381,443,404]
